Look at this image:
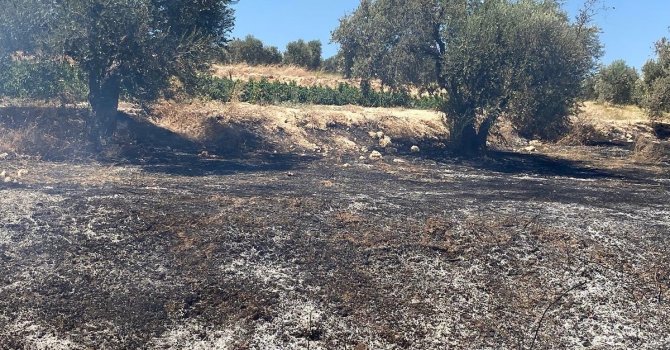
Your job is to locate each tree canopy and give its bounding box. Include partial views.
[227,35,283,65]
[283,39,322,70]
[595,60,639,105]
[333,0,601,153]
[0,0,236,145]
[642,36,670,119]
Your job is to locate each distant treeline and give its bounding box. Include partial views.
[583,41,670,118]
[223,35,341,73]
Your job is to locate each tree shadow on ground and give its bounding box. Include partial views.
[399,141,662,183]
[0,106,316,177]
[116,112,320,176]
[130,151,319,177]
[469,150,616,178]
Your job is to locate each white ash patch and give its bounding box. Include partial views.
[147,322,239,350]
[0,190,64,244]
[2,320,85,350]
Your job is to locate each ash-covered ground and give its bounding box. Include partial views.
[0,148,669,349]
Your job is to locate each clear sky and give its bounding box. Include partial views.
[231,0,670,70]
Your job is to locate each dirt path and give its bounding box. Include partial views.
[1,150,669,349]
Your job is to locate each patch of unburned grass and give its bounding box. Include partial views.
[580,101,649,124]
[211,63,378,90]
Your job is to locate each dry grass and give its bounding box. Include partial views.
[558,117,609,146]
[559,102,659,146]
[580,101,649,123]
[211,63,382,90]
[151,100,447,155]
[0,105,92,159]
[632,136,670,164]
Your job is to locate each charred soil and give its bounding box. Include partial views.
[1,141,669,349]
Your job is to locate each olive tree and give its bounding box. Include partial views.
[595,60,639,105]
[642,37,670,119]
[227,35,283,65]
[0,0,236,145]
[284,39,322,70]
[333,0,601,154]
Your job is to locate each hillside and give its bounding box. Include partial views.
[211,63,382,90]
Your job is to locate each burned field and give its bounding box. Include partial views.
[0,147,669,349]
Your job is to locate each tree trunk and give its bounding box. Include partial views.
[451,122,486,155]
[448,109,501,156]
[88,72,121,148]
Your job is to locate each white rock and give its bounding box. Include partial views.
[17,169,28,178]
[0,170,5,178]
[523,146,537,152]
[4,176,12,183]
[369,150,383,160]
[376,131,385,139]
[359,156,366,160]
[360,146,369,153]
[0,153,8,159]
[379,136,393,148]
[410,145,420,153]
[529,140,543,146]
[392,158,406,163]
[368,131,378,138]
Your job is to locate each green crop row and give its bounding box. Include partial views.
[195,76,443,109]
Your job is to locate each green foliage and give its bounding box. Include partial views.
[594,60,639,105]
[642,37,670,118]
[226,36,283,65]
[284,40,322,70]
[581,74,598,100]
[195,76,441,109]
[1,0,236,141]
[322,54,344,74]
[333,0,601,152]
[0,58,87,102]
[332,0,441,87]
[647,76,670,118]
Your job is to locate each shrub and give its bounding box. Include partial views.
[0,59,88,103]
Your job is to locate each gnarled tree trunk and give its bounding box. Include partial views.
[88,71,121,148]
[450,122,483,155]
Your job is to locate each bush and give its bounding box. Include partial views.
[595,60,639,105]
[0,59,88,103]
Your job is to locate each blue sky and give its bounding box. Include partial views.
[231,0,670,69]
